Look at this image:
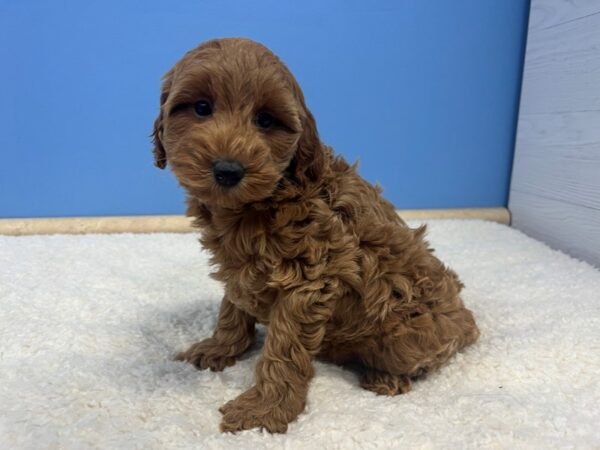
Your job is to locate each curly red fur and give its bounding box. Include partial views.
[153,38,480,433]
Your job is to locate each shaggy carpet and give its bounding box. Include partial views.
[1,220,599,449]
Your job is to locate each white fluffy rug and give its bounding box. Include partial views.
[1,220,599,449]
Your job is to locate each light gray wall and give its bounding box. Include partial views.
[510,0,600,267]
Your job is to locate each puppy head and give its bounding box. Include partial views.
[152,38,323,209]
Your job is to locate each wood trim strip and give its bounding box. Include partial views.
[0,208,510,236]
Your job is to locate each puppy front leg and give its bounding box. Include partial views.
[219,288,334,433]
[176,295,255,371]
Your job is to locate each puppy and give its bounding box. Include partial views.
[152,38,479,433]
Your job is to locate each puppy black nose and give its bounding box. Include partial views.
[212,160,245,187]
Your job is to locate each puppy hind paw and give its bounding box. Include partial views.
[360,369,412,396]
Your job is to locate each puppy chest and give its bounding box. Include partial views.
[227,276,277,324]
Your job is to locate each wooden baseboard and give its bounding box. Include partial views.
[0,208,510,236]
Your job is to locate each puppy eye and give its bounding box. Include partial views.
[255,111,275,130]
[194,99,213,117]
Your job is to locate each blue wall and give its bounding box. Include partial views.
[0,0,529,218]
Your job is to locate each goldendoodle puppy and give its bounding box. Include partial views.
[152,37,479,433]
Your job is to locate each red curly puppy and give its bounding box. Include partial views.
[152,38,479,433]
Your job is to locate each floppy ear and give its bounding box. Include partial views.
[152,72,173,169]
[294,98,325,184]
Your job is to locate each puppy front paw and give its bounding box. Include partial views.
[175,338,236,371]
[219,386,301,433]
